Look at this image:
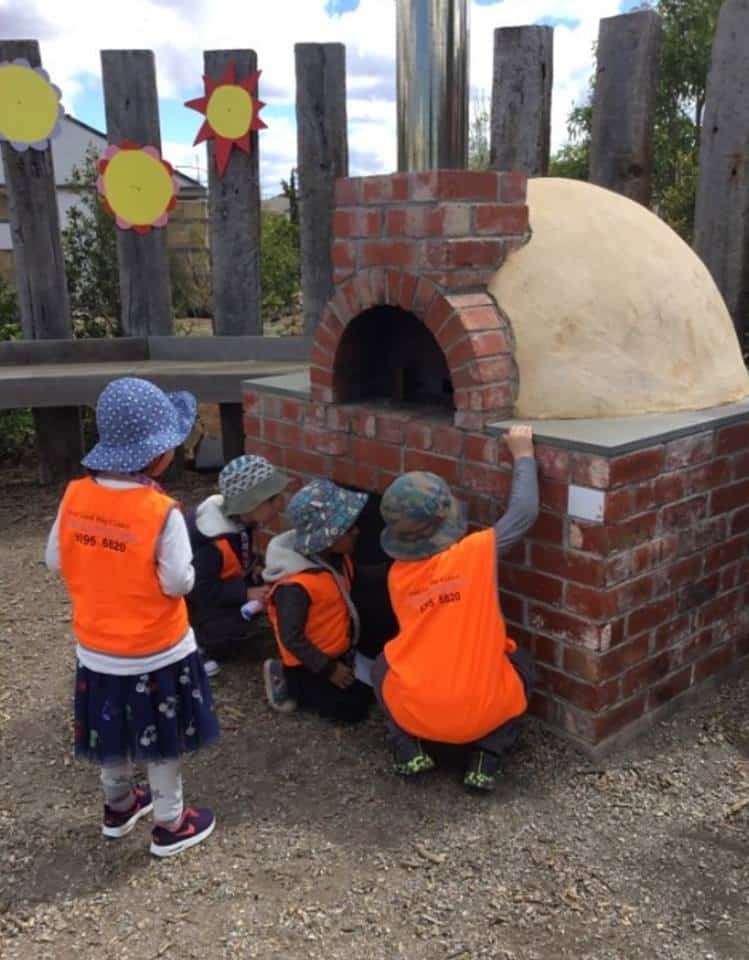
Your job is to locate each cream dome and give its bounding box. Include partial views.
[489,178,749,419]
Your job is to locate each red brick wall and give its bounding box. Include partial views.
[311,170,530,425]
[244,383,749,751]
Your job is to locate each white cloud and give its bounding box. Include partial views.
[3,0,619,193]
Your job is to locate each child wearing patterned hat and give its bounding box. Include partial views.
[262,479,372,722]
[45,377,218,857]
[186,454,290,672]
[374,426,539,793]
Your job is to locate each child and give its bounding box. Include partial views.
[262,479,372,722]
[45,377,218,856]
[186,454,289,673]
[373,425,539,793]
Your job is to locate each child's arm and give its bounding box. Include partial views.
[273,584,338,676]
[156,508,196,597]
[44,505,63,573]
[495,426,539,557]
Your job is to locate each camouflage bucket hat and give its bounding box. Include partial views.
[287,479,368,556]
[380,471,467,561]
[219,454,289,516]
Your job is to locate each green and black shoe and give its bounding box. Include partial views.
[463,749,500,793]
[393,742,435,778]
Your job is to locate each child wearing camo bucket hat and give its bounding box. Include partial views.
[262,479,373,722]
[186,454,289,673]
[45,377,218,857]
[372,425,539,793]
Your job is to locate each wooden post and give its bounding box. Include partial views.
[101,50,174,336]
[295,43,348,336]
[0,39,82,483]
[204,49,262,463]
[694,0,749,341]
[590,10,662,205]
[490,26,553,176]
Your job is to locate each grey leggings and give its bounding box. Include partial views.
[372,646,536,761]
[101,758,183,825]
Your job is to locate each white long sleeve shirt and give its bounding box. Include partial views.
[46,478,197,675]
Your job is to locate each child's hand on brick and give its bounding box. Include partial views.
[504,425,534,461]
[329,662,355,689]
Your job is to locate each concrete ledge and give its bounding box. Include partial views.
[488,399,749,455]
[242,370,312,398]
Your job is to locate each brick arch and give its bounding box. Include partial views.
[310,267,518,427]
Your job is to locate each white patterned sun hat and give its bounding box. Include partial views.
[219,454,290,516]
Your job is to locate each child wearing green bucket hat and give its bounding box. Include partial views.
[45,377,218,857]
[186,454,290,672]
[373,425,539,793]
[262,479,373,722]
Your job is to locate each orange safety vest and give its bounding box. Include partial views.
[383,528,527,744]
[59,478,189,658]
[215,537,243,580]
[268,557,354,668]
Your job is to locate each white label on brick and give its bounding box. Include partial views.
[568,485,605,523]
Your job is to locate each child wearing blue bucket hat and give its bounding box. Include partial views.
[262,479,372,722]
[45,377,218,857]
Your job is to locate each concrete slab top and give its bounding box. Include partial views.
[242,370,312,397]
[488,398,749,454]
[1,361,307,409]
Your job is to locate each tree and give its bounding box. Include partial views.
[261,210,300,322]
[548,104,591,181]
[468,91,491,170]
[61,145,121,336]
[281,168,299,225]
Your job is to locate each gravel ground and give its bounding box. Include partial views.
[1,467,748,960]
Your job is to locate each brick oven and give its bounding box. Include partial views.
[242,166,749,756]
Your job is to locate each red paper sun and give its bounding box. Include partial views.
[185,62,266,177]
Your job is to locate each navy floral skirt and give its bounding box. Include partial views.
[74,650,220,765]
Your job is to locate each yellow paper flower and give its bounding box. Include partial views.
[97,142,179,232]
[0,58,64,151]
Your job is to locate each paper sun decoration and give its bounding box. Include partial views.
[96,142,180,233]
[185,61,266,177]
[0,59,64,151]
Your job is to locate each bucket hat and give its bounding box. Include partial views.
[287,479,368,556]
[380,471,467,561]
[219,454,289,516]
[81,377,197,473]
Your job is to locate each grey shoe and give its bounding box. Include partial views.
[263,659,296,713]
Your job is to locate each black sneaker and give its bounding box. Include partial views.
[464,750,500,793]
[393,740,435,778]
[102,785,153,838]
[150,806,216,858]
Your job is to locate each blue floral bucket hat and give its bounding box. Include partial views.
[81,377,197,473]
[380,471,467,561]
[287,479,368,556]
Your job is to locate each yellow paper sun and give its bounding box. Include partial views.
[185,62,266,176]
[96,143,179,233]
[0,59,64,151]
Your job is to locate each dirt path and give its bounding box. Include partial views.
[1,468,748,960]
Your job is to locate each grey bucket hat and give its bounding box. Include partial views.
[380,471,467,561]
[219,454,289,516]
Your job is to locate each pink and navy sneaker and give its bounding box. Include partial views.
[102,785,153,838]
[150,806,216,858]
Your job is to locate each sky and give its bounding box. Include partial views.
[0,0,646,195]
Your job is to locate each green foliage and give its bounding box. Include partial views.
[170,224,212,319]
[261,209,300,322]
[281,168,300,226]
[468,92,491,170]
[549,0,723,241]
[61,145,121,337]
[0,279,33,462]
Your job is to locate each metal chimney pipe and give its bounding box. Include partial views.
[396,0,469,171]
